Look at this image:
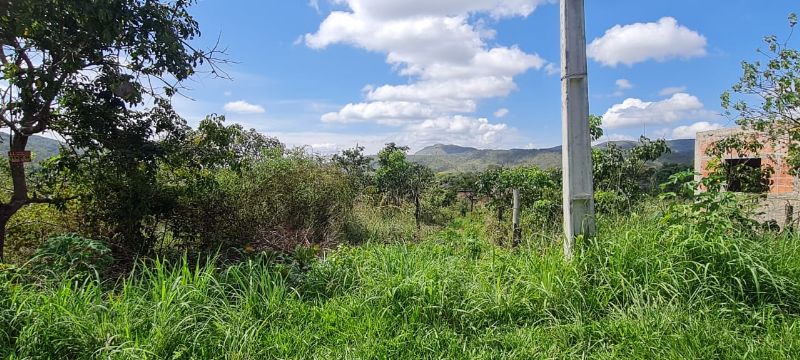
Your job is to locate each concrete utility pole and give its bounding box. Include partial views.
[560,0,595,260]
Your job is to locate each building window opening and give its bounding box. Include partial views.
[724,157,770,193]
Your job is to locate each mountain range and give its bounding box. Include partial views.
[410,139,695,173]
[0,134,63,164]
[0,135,696,174]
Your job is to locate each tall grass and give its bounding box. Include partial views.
[1,203,800,358]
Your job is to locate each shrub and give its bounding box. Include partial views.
[169,154,356,253]
[28,234,112,281]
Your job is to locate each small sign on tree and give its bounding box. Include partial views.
[8,151,32,163]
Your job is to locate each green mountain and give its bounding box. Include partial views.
[410,139,695,173]
[0,134,62,163]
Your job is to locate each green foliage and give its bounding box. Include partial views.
[703,142,774,193]
[374,143,435,228]
[661,171,761,234]
[332,145,373,191]
[375,143,413,205]
[652,163,692,193]
[2,202,800,358]
[28,234,112,281]
[588,114,604,141]
[212,155,356,252]
[0,0,224,260]
[593,136,671,199]
[721,13,800,173]
[60,115,285,255]
[2,204,77,263]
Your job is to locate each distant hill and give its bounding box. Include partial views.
[410,139,695,173]
[0,134,62,163]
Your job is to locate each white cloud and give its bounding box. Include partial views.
[494,108,509,118]
[602,93,717,129]
[367,76,516,104]
[305,0,550,127]
[588,17,707,67]
[309,0,320,12]
[224,100,265,114]
[544,63,559,76]
[616,79,634,90]
[671,121,724,139]
[594,133,636,145]
[329,0,553,21]
[397,115,521,149]
[321,101,438,125]
[271,115,522,153]
[659,86,688,97]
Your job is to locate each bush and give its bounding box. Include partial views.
[28,234,112,281]
[169,154,356,253]
[3,204,79,264]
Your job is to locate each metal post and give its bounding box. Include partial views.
[561,0,595,260]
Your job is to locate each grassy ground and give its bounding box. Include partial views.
[2,206,800,359]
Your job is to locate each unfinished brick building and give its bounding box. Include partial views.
[695,127,800,228]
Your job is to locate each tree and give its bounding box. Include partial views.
[591,116,671,204]
[0,0,224,260]
[721,13,800,172]
[475,167,506,220]
[375,143,411,206]
[332,145,372,191]
[374,143,434,228]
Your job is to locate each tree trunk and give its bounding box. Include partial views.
[0,134,30,261]
[0,214,9,262]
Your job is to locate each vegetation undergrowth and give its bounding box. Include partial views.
[2,201,799,359]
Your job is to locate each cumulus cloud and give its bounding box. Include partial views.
[588,17,707,67]
[616,79,634,90]
[601,93,717,129]
[397,115,520,148]
[321,101,439,125]
[305,0,550,141]
[671,121,724,139]
[326,0,554,21]
[544,63,559,76]
[593,133,637,145]
[494,108,510,118]
[659,86,688,97]
[224,100,265,114]
[273,116,523,154]
[309,0,320,12]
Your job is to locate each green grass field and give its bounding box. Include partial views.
[2,207,800,359]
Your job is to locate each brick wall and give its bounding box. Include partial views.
[694,128,797,194]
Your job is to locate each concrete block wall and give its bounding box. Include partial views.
[695,127,797,194]
[695,127,800,228]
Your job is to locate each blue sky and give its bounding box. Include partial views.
[175,0,798,153]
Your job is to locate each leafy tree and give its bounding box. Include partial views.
[721,13,800,172]
[593,137,671,198]
[653,163,692,193]
[476,166,561,221]
[591,116,671,205]
[589,114,604,142]
[0,0,224,260]
[375,143,411,206]
[332,145,372,191]
[61,115,279,254]
[408,163,435,229]
[475,167,506,220]
[374,143,434,228]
